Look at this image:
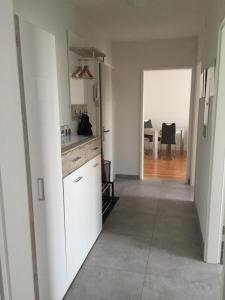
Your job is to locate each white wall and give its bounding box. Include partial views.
[194,0,225,263]
[13,0,112,128]
[112,37,197,176]
[0,0,35,299]
[143,69,192,150]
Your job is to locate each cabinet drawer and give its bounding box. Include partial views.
[62,138,101,178]
[62,147,85,177]
[85,139,101,161]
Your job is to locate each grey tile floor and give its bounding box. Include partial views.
[64,179,223,300]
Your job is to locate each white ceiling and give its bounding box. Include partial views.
[70,0,207,42]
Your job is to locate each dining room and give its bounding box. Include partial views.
[142,68,192,181]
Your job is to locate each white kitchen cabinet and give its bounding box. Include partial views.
[63,154,102,286]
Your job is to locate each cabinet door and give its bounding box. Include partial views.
[64,165,90,285]
[18,20,66,300]
[87,155,102,245]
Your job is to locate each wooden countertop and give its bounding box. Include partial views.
[61,135,99,154]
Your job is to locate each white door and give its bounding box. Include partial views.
[101,63,114,178]
[18,20,66,300]
[206,20,225,265]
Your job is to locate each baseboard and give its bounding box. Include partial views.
[193,201,205,258]
[115,174,140,180]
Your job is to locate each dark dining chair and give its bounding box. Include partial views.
[160,123,176,158]
[144,120,153,143]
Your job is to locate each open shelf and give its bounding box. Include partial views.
[70,47,106,62]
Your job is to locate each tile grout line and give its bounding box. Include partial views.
[139,193,221,296]
[139,198,159,300]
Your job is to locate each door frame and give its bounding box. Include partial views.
[139,66,196,182]
[204,17,225,263]
[100,61,115,180]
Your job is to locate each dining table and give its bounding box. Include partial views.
[144,127,184,160]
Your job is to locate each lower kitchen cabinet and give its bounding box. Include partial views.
[63,154,102,287]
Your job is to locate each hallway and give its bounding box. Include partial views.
[64,180,222,300]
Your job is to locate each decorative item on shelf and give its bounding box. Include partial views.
[71,64,94,80]
[60,125,71,138]
[71,104,88,120]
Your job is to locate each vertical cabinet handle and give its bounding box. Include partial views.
[73,176,83,183]
[37,178,45,201]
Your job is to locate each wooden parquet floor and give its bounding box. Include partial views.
[144,151,187,180]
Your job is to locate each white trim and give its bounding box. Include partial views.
[140,70,144,180]
[186,68,196,184]
[189,40,202,186]
[204,17,225,263]
[0,169,12,300]
[102,61,115,70]
[139,66,195,182]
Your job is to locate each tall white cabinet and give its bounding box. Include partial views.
[18,20,67,300]
[18,19,102,300]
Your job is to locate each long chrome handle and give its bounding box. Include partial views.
[72,156,81,163]
[73,176,83,183]
[37,178,45,201]
[92,163,99,168]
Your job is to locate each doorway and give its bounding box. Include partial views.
[141,69,192,181]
